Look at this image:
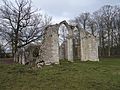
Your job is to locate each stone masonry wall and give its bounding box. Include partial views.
[80,29,99,61]
[40,21,99,65]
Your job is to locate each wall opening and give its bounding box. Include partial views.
[58,24,68,60]
[73,27,81,59]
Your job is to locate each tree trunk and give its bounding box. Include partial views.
[108,29,111,56]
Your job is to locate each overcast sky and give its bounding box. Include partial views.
[0,0,120,23]
[32,0,120,23]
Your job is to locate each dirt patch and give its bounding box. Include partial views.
[0,58,15,64]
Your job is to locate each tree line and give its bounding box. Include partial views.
[72,5,120,57]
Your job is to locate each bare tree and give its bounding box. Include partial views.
[75,12,90,30]
[87,16,97,37]
[0,0,52,57]
[94,5,117,56]
[0,43,5,58]
[93,10,107,56]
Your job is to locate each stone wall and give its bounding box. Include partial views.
[43,27,53,65]
[41,21,99,65]
[80,29,99,61]
[14,21,99,66]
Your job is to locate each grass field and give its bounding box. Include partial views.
[0,58,120,90]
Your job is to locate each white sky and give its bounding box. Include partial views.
[32,0,120,23]
[0,0,120,23]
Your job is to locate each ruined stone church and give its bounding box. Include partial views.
[14,20,99,65]
[41,21,99,65]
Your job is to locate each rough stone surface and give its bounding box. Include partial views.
[41,21,99,65]
[14,20,99,66]
[80,29,99,61]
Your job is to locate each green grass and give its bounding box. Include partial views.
[0,58,120,90]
